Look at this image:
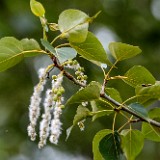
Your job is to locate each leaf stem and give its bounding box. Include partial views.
[112,112,117,132]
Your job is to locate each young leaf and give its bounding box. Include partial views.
[55,47,77,64]
[73,105,90,125]
[0,37,43,72]
[121,129,144,160]
[105,88,122,103]
[136,81,160,105]
[70,32,112,65]
[127,103,148,120]
[123,65,156,88]
[92,129,113,160]
[109,42,141,61]
[99,131,124,160]
[142,108,160,142]
[66,81,101,105]
[30,0,45,17]
[58,9,89,43]
[66,105,90,140]
[21,38,41,57]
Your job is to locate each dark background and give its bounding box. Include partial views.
[0,0,160,159]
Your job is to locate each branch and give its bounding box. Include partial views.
[52,57,160,128]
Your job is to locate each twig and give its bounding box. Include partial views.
[52,57,160,128]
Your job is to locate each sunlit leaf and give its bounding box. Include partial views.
[121,129,144,160]
[109,42,141,61]
[21,38,41,57]
[136,81,160,105]
[123,65,155,88]
[70,32,112,65]
[142,108,160,142]
[66,81,101,105]
[99,131,124,160]
[58,9,89,43]
[30,0,45,17]
[55,47,77,64]
[127,103,148,120]
[0,37,42,72]
[92,129,112,160]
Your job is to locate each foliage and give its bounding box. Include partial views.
[0,0,160,159]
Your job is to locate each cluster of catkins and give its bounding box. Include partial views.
[27,60,87,148]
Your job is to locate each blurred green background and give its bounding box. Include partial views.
[0,0,160,159]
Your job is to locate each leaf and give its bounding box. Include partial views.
[55,47,77,64]
[66,81,101,105]
[121,129,144,160]
[123,65,156,88]
[91,99,114,121]
[70,32,112,66]
[21,38,41,57]
[109,42,141,61]
[92,129,112,160]
[73,105,90,125]
[105,88,122,103]
[142,108,160,142]
[58,9,89,43]
[66,105,90,140]
[99,131,124,160]
[30,0,45,17]
[0,37,42,72]
[127,103,148,120]
[136,81,160,105]
[41,39,56,55]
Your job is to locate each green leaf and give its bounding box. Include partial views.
[30,0,45,17]
[66,81,101,105]
[105,88,122,103]
[70,32,112,65]
[21,38,41,57]
[58,9,89,43]
[92,129,112,160]
[0,37,42,72]
[127,103,148,120]
[55,47,77,64]
[121,129,144,160]
[123,65,156,88]
[109,42,141,61]
[136,81,160,105]
[73,105,90,125]
[91,99,114,121]
[41,39,56,55]
[99,131,124,160]
[66,105,90,140]
[142,108,160,142]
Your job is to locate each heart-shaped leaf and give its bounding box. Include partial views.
[92,129,113,160]
[127,103,148,120]
[58,9,89,43]
[136,81,160,105]
[121,129,144,160]
[55,47,77,64]
[123,65,155,88]
[70,32,112,65]
[21,38,41,57]
[99,131,124,160]
[0,37,42,72]
[142,108,160,142]
[109,42,141,61]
